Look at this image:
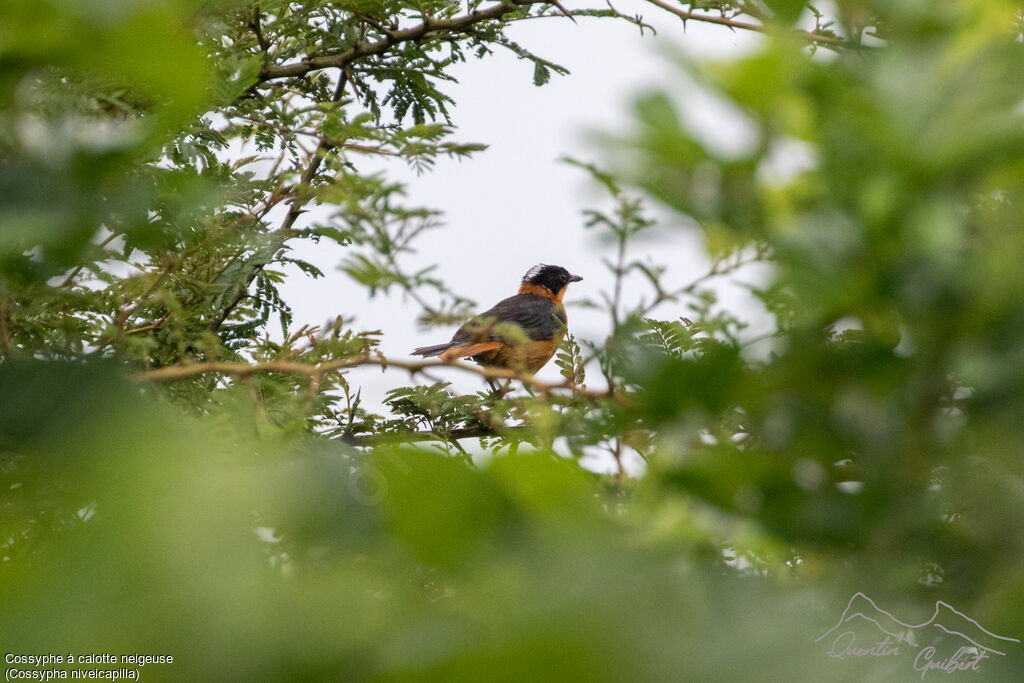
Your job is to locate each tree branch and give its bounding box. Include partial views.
[125,311,171,335]
[641,0,853,49]
[637,247,768,319]
[255,0,554,84]
[110,260,178,340]
[133,352,615,399]
[339,425,532,446]
[207,73,350,333]
[254,1,852,88]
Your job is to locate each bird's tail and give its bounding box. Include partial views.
[411,342,458,357]
[412,341,503,360]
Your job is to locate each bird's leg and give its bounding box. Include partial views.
[486,378,512,398]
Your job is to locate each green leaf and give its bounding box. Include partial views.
[532,61,550,86]
[371,448,514,570]
[763,0,807,23]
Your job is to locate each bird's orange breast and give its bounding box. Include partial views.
[469,336,563,374]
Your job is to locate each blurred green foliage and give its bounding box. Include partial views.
[3,0,1024,680]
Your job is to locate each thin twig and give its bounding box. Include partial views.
[637,249,767,319]
[111,260,178,338]
[243,375,271,426]
[125,311,171,335]
[641,0,852,49]
[248,7,271,55]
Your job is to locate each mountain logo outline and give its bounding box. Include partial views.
[816,591,1020,656]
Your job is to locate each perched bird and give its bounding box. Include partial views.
[411,264,582,374]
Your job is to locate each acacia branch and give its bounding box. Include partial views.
[254,0,853,88]
[125,311,171,335]
[641,0,852,48]
[133,353,615,399]
[637,248,767,319]
[340,425,532,446]
[207,73,351,333]
[110,260,178,339]
[256,0,555,83]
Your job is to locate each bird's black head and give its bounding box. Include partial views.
[522,264,583,293]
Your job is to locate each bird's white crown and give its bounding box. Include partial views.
[523,263,550,282]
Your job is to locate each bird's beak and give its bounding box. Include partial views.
[569,274,583,283]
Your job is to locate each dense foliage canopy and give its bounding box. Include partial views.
[3,1,1024,680]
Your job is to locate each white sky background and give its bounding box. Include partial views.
[277,3,776,445]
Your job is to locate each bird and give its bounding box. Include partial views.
[411,264,582,376]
